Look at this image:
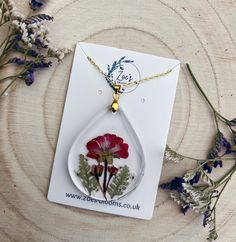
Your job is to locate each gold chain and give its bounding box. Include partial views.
[84,53,179,112]
[86,56,176,87]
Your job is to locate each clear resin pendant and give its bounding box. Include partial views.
[68,106,145,201]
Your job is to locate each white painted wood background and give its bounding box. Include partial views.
[0,1,236,241]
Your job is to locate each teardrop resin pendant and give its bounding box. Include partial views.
[68,106,145,201]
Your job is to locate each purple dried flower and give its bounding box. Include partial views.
[30,60,52,68]
[8,57,26,65]
[203,207,211,227]
[24,14,53,25]
[26,49,39,58]
[35,38,47,49]
[219,135,231,149]
[160,177,185,193]
[181,205,190,215]
[189,171,201,185]
[205,131,234,172]
[29,0,44,11]
[12,42,23,51]
[21,69,35,86]
[213,160,223,168]
[228,118,236,126]
[203,163,212,174]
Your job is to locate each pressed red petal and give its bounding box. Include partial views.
[114,136,123,145]
[87,151,100,159]
[110,135,123,149]
[104,133,116,149]
[86,140,101,153]
[87,133,128,159]
[114,149,129,159]
[121,143,129,151]
[94,136,105,146]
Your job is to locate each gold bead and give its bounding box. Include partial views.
[111,100,119,112]
[114,84,121,93]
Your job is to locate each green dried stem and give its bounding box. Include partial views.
[186,64,229,126]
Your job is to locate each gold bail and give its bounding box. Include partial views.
[111,85,121,112]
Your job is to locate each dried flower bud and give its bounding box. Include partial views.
[90,164,104,177]
[108,166,119,175]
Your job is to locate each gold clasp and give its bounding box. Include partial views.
[111,85,121,112]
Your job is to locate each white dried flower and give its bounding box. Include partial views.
[47,46,72,61]
[169,183,215,216]
[181,183,212,214]
[164,145,184,163]
[12,17,53,48]
[183,170,196,182]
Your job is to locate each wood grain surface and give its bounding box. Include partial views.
[1,0,236,241]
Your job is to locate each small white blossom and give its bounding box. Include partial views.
[47,46,72,61]
[183,170,196,182]
[181,183,212,214]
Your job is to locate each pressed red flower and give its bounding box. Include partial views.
[90,164,104,177]
[86,133,129,161]
[108,166,119,175]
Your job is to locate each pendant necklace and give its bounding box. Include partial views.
[68,44,180,201]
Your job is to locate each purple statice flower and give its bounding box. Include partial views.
[35,38,48,49]
[209,131,232,158]
[8,57,27,65]
[203,207,211,227]
[12,42,42,58]
[15,58,52,86]
[24,14,53,25]
[26,49,39,58]
[219,135,231,150]
[21,69,35,86]
[29,0,44,11]
[8,57,51,69]
[203,163,213,174]
[213,160,223,168]
[12,42,22,51]
[181,205,190,215]
[204,131,234,173]
[228,118,236,126]
[30,60,52,68]
[160,177,185,193]
[189,171,201,185]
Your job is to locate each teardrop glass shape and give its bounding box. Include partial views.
[68,106,145,201]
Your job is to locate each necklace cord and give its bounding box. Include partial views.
[78,43,180,91]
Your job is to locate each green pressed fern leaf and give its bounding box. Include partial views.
[107,165,130,199]
[76,154,98,195]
